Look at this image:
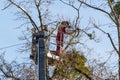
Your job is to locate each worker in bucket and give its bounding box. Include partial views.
[55,21,80,56]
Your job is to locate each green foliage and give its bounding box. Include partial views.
[48,49,93,80]
[113,2,120,15]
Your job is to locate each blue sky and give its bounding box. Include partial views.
[0,0,29,63]
[0,0,118,75]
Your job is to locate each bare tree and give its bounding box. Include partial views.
[77,0,120,79]
[0,52,38,80]
[0,0,98,79]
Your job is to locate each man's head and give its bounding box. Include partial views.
[61,21,69,25]
[60,21,71,28]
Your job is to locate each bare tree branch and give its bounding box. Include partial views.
[60,0,82,27]
[78,0,117,25]
[2,3,12,10]
[108,0,119,21]
[34,0,43,30]
[93,23,118,54]
[8,0,40,32]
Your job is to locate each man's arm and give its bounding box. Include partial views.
[65,28,79,34]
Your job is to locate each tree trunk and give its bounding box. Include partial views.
[118,25,120,79]
[119,54,120,79]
